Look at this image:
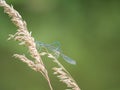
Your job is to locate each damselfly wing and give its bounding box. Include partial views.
[36,41,76,65]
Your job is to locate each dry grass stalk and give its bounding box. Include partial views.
[0,0,81,90]
[0,0,53,90]
[40,52,81,90]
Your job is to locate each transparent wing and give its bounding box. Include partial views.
[47,42,61,58]
[36,41,61,58]
[35,41,61,51]
[61,54,76,65]
[47,41,61,52]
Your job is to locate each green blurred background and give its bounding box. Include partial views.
[0,0,120,90]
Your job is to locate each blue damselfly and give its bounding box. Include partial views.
[36,41,76,65]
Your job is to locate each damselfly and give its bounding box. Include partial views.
[36,41,76,65]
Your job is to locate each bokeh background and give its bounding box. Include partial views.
[0,0,120,90]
